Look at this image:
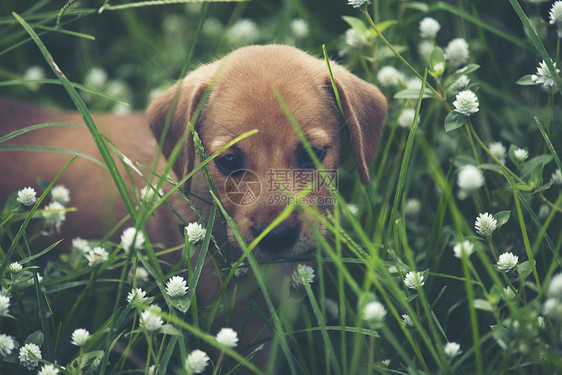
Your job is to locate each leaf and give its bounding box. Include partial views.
[429,47,446,76]
[394,88,435,99]
[443,64,480,89]
[444,111,467,132]
[473,299,493,312]
[517,261,534,281]
[341,15,368,34]
[24,330,44,346]
[493,211,511,228]
[159,324,183,336]
[166,295,191,314]
[516,74,537,86]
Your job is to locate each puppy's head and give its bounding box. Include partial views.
[147,45,386,261]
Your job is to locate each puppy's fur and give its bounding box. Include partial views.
[0,44,386,366]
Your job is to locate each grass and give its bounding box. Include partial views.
[1,0,562,374]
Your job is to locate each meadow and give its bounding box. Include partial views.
[1,0,562,373]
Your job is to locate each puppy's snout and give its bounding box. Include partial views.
[253,222,300,252]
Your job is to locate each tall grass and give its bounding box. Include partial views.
[1,0,562,374]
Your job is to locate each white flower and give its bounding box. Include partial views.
[544,297,562,318]
[185,222,206,244]
[406,77,423,90]
[112,102,130,115]
[86,247,109,267]
[106,80,128,97]
[404,198,421,217]
[0,295,10,315]
[513,148,528,162]
[120,227,145,252]
[377,66,406,88]
[345,28,367,49]
[418,40,434,61]
[449,75,470,92]
[8,262,23,273]
[290,19,309,39]
[140,186,163,204]
[38,364,60,375]
[444,342,461,358]
[16,187,37,206]
[347,0,369,8]
[19,343,42,370]
[503,286,516,300]
[362,301,386,324]
[550,1,562,36]
[85,67,107,88]
[185,349,210,374]
[445,38,469,67]
[489,142,507,163]
[397,108,418,129]
[432,62,445,75]
[475,212,497,237]
[552,169,562,186]
[531,60,560,87]
[547,273,562,300]
[50,185,70,205]
[419,17,441,39]
[404,271,425,289]
[148,365,156,375]
[216,327,239,348]
[401,314,414,328]
[127,288,148,304]
[232,262,248,278]
[227,19,259,45]
[72,237,91,255]
[43,201,66,228]
[537,315,545,329]
[453,90,479,116]
[23,66,45,81]
[453,240,475,258]
[0,334,15,356]
[166,276,188,297]
[457,165,484,192]
[133,267,150,283]
[140,305,163,333]
[292,264,316,286]
[496,252,519,272]
[347,204,359,216]
[71,328,90,347]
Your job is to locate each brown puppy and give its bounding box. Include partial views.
[0,44,386,367]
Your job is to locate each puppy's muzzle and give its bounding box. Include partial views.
[252,222,301,254]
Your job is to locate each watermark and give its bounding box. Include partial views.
[224,169,262,206]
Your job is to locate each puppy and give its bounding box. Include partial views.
[0,44,386,368]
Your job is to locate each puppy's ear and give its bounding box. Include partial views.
[146,62,218,180]
[329,66,387,185]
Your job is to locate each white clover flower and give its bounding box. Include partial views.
[166,275,188,298]
[362,301,386,324]
[140,305,163,333]
[453,90,479,116]
[457,165,484,192]
[401,313,414,328]
[377,66,406,88]
[17,187,37,206]
[537,315,545,329]
[106,80,128,97]
[38,364,60,375]
[185,222,206,244]
[290,19,309,39]
[50,185,70,205]
[86,247,109,267]
[453,240,475,258]
[404,198,422,217]
[381,359,391,367]
[550,1,562,37]
[23,65,45,81]
[397,108,418,129]
[0,295,10,315]
[419,17,440,39]
[449,75,470,92]
[0,334,15,356]
[489,142,507,163]
[531,60,560,87]
[216,327,239,348]
[127,288,148,304]
[19,343,42,370]
[8,262,23,273]
[72,237,91,255]
[418,40,434,61]
[71,328,90,347]
[551,169,562,185]
[292,264,316,287]
[444,342,462,358]
[496,252,519,272]
[133,267,150,283]
[347,203,359,216]
[445,38,469,67]
[120,227,145,252]
[547,273,562,300]
[404,271,425,289]
[347,0,369,8]
[185,349,210,374]
[227,19,259,45]
[475,212,497,237]
[406,77,423,90]
[147,365,156,375]
[140,186,163,204]
[513,148,528,162]
[43,201,66,228]
[544,297,562,318]
[85,67,107,88]
[325,298,339,320]
[345,28,367,49]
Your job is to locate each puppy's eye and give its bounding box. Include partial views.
[297,146,327,169]
[215,153,244,175]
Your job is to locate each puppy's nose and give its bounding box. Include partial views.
[253,223,300,252]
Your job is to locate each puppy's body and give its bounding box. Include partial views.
[0,45,386,369]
